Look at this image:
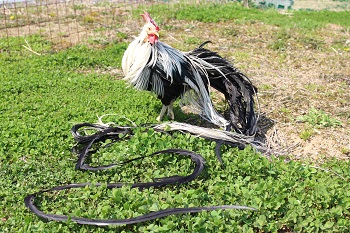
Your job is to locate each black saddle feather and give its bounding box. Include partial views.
[188,43,258,135]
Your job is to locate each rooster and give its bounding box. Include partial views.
[122,12,258,135]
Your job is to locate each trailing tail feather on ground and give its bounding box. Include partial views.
[122,12,258,136]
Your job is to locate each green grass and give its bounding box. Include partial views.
[1,3,350,233]
[1,40,350,233]
[299,127,315,141]
[0,34,52,54]
[297,108,343,128]
[142,2,350,29]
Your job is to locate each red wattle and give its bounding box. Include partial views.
[148,35,158,45]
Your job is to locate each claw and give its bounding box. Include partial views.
[157,100,175,122]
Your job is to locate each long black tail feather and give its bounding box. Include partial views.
[189,42,258,135]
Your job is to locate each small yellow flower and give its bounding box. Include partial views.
[10,15,15,20]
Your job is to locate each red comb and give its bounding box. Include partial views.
[141,12,151,22]
[140,11,160,31]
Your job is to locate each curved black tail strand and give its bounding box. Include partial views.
[190,41,259,136]
[24,123,256,226]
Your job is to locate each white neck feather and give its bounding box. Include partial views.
[122,25,152,81]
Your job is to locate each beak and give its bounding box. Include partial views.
[147,28,159,37]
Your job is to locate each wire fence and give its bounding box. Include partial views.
[1,0,349,55]
[0,0,180,55]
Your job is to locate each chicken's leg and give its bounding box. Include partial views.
[156,100,175,121]
[156,105,168,122]
[167,100,175,120]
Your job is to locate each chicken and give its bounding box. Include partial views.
[122,12,257,135]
